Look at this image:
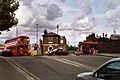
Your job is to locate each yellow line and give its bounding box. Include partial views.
[3,57,41,80]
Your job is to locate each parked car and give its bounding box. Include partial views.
[47,48,68,56]
[89,48,95,54]
[75,50,83,56]
[76,58,120,80]
[2,49,13,56]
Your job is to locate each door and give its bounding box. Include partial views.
[95,61,120,80]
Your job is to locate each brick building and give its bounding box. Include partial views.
[79,33,120,53]
[42,31,68,55]
[98,34,120,53]
[98,40,120,53]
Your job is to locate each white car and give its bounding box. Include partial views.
[76,58,120,80]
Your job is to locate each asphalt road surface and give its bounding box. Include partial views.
[0,55,112,80]
[0,56,27,80]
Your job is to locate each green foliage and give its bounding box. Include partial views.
[0,0,19,31]
[86,33,97,42]
[69,45,78,51]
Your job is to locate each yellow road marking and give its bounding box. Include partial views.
[3,57,41,80]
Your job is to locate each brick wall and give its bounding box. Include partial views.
[98,40,120,53]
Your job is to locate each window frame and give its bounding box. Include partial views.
[95,61,120,79]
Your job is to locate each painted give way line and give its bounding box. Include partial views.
[54,58,93,70]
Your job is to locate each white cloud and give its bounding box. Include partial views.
[107,0,120,8]
[3,0,120,46]
[15,2,33,27]
[105,5,120,30]
[72,15,95,31]
[1,0,95,46]
[46,4,63,20]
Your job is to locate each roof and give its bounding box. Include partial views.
[107,58,120,62]
[95,58,120,72]
[48,32,58,35]
[79,41,98,45]
[110,34,120,40]
[5,36,29,43]
[42,32,60,37]
[61,36,65,38]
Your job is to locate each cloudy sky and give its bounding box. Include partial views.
[1,0,120,46]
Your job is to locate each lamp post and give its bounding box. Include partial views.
[36,24,38,46]
[16,26,18,37]
[36,24,39,55]
[57,24,59,34]
[16,26,18,55]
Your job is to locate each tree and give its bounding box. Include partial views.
[0,0,19,31]
[69,45,78,51]
[86,33,97,42]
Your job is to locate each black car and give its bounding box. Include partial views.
[2,49,13,56]
[47,48,68,56]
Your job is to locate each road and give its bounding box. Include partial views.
[0,55,112,80]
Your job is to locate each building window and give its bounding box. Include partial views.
[61,40,63,43]
[48,37,53,43]
[56,37,58,40]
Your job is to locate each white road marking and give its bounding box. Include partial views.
[54,58,93,70]
[54,58,84,67]
[41,56,93,70]
[42,56,86,68]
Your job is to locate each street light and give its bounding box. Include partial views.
[36,24,39,55]
[57,24,59,34]
[36,24,38,46]
[16,26,18,37]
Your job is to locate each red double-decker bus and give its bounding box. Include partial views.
[4,36,30,56]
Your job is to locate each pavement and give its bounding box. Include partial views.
[96,53,120,58]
